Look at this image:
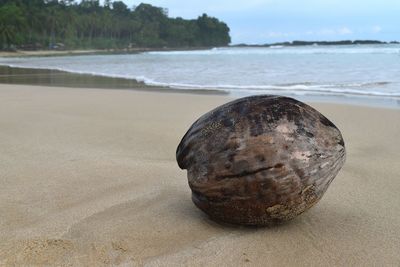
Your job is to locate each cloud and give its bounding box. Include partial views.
[338,27,353,34]
[371,25,382,33]
[306,27,353,36]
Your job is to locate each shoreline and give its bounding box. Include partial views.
[0,66,227,96]
[0,84,399,266]
[1,41,398,58]
[0,46,216,58]
[0,65,399,109]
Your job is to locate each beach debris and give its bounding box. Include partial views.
[176,95,346,226]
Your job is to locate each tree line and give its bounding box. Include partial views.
[0,0,231,50]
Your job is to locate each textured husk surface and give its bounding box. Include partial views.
[176,95,346,225]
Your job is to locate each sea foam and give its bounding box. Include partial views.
[0,45,399,100]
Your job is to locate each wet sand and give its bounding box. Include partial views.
[0,66,226,95]
[0,84,399,266]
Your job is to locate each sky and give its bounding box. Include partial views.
[107,0,400,44]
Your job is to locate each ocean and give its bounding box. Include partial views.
[1,44,400,107]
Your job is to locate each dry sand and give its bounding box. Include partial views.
[0,84,399,266]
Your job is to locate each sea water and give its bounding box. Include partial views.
[1,44,400,107]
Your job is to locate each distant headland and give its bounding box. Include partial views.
[233,40,399,47]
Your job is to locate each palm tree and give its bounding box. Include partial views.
[0,3,26,49]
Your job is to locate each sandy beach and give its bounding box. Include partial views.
[0,47,213,58]
[0,84,399,266]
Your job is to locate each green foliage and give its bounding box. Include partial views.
[0,2,27,49]
[196,14,230,46]
[0,0,231,50]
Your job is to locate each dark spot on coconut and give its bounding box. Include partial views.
[253,114,261,125]
[216,165,276,180]
[259,170,270,177]
[235,103,248,115]
[320,116,335,128]
[232,160,250,173]
[222,118,234,127]
[224,162,232,169]
[176,142,192,169]
[256,155,265,162]
[207,165,214,174]
[250,124,264,137]
[261,179,274,190]
[226,140,239,150]
[305,131,314,138]
[274,163,284,168]
[211,109,222,118]
[338,138,345,147]
[191,190,209,204]
[220,187,233,197]
[294,168,305,179]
